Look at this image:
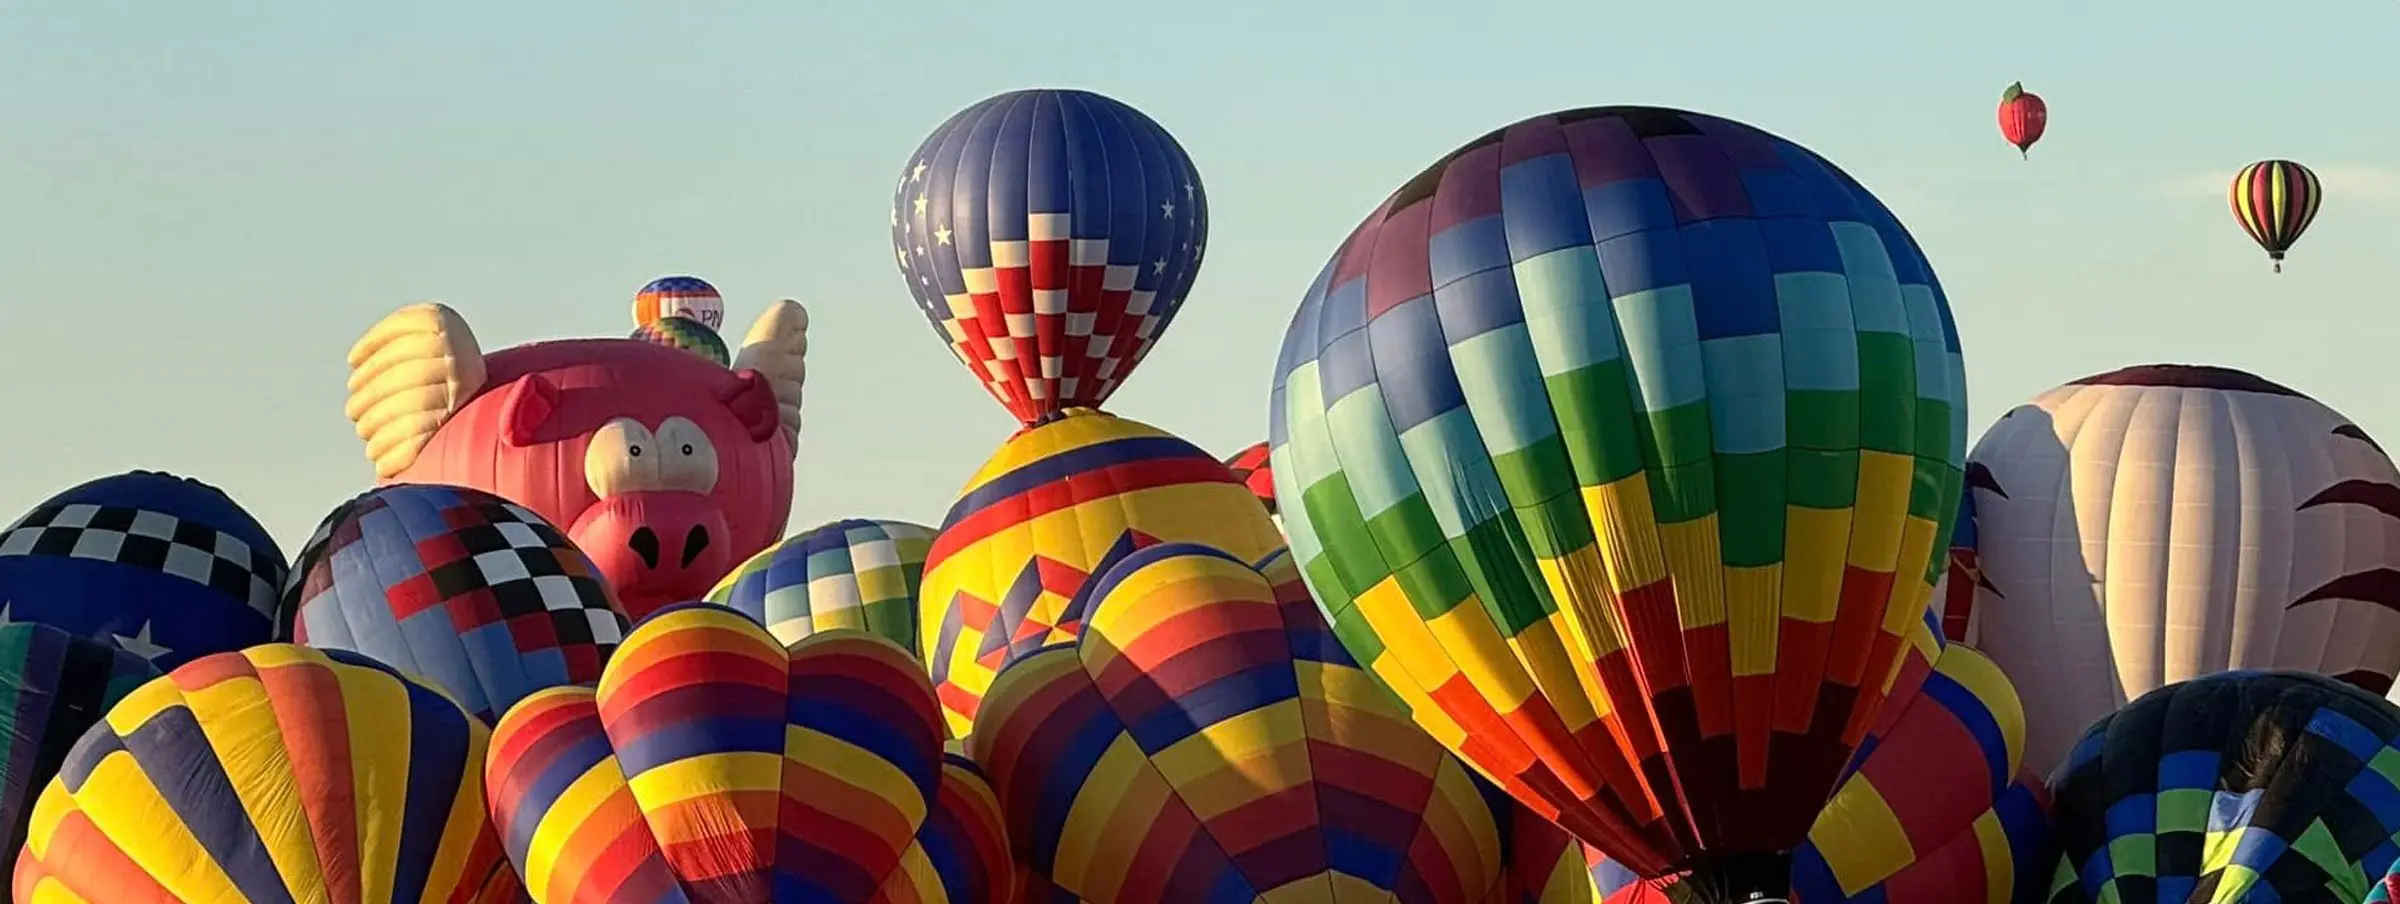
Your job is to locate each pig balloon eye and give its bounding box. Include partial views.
[654,417,719,494]
[586,418,662,498]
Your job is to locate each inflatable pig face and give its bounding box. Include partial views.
[343,301,809,620]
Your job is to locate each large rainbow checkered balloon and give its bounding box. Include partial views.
[1268,105,1967,894]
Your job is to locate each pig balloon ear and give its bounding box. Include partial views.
[345,303,487,479]
[721,370,783,443]
[731,299,808,446]
[499,374,562,447]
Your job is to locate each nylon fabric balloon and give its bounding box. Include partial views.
[633,275,726,331]
[11,643,520,904]
[918,408,1283,739]
[1961,365,2400,775]
[0,470,289,669]
[2372,865,2400,903]
[891,89,1207,424]
[967,543,1523,903]
[630,315,731,367]
[2043,670,2400,903]
[1269,105,1968,894]
[484,604,1013,904]
[2230,160,2321,272]
[1995,83,2045,159]
[1928,492,1986,644]
[707,517,938,652]
[1223,441,1278,516]
[277,483,629,723]
[0,623,160,884]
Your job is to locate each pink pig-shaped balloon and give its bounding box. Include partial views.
[341,300,808,620]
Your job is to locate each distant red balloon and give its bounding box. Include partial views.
[1998,82,2047,158]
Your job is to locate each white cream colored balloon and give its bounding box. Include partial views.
[1961,364,2400,776]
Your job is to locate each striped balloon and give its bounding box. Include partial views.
[707,517,938,652]
[13,644,520,904]
[629,315,731,367]
[1269,106,1967,886]
[278,483,629,723]
[918,408,1284,739]
[485,604,1012,904]
[632,275,726,331]
[968,543,1520,903]
[0,623,160,882]
[2230,159,2321,272]
[891,89,1207,425]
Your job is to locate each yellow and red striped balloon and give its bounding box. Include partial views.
[919,408,1284,739]
[13,644,520,904]
[484,604,1012,904]
[967,543,1521,903]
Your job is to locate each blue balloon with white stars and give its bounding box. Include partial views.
[0,470,287,669]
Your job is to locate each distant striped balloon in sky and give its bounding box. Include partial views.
[891,88,1207,424]
[12,644,519,904]
[706,516,938,652]
[631,274,725,330]
[968,543,1525,903]
[485,604,1013,904]
[2229,159,2321,272]
[1270,105,1967,894]
[917,407,1282,739]
[0,623,159,883]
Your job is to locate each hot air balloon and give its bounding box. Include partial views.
[917,407,1283,739]
[1930,492,1986,644]
[1575,613,2054,903]
[0,623,160,883]
[0,470,289,669]
[968,543,1528,903]
[706,517,938,652]
[1960,364,2400,775]
[629,313,731,367]
[276,483,629,723]
[2044,670,2400,903]
[2231,160,2321,272]
[1269,105,1968,901]
[1221,440,1277,517]
[891,88,1207,425]
[1996,82,2046,159]
[632,275,726,331]
[2374,870,2400,904]
[484,604,1013,904]
[12,644,520,903]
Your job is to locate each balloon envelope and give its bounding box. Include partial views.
[707,517,937,653]
[0,470,288,669]
[485,604,1013,904]
[968,543,1524,903]
[629,314,730,367]
[917,407,1284,738]
[891,88,1207,424]
[1961,364,2400,774]
[277,483,629,722]
[2045,670,2400,903]
[632,275,726,331]
[1269,105,1967,883]
[12,644,518,903]
[0,623,160,883]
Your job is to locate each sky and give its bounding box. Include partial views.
[2,0,2396,551]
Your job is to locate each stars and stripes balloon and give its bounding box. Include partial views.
[706,517,938,652]
[917,408,1283,739]
[1959,365,2400,776]
[632,275,726,331]
[485,604,1014,904]
[968,543,1526,903]
[0,623,160,884]
[0,470,289,669]
[275,483,629,724]
[1270,105,1968,900]
[891,88,1207,424]
[12,644,521,904]
[2230,160,2320,273]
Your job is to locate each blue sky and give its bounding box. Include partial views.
[3,0,2395,547]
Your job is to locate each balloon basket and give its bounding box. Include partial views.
[1663,852,1793,904]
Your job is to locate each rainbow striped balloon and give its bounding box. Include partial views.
[485,604,1012,904]
[919,408,1284,739]
[968,543,1521,903]
[12,644,519,904]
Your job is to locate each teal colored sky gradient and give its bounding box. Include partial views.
[4,0,2396,548]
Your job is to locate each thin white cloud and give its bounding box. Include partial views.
[2160,162,2400,203]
